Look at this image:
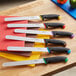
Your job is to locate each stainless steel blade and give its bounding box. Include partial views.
[14,29,53,35]
[5,16,41,21]
[7,46,48,52]
[2,59,45,67]
[7,24,45,28]
[6,35,45,43]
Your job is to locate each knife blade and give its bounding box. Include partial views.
[7,46,71,54]
[4,14,60,21]
[7,23,65,29]
[2,56,68,67]
[6,35,66,46]
[14,29,74,38]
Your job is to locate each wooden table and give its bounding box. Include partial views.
[0,0,76,76]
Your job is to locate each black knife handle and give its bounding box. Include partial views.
[47,47,71,54]
[44,39,66,47]
[40,14,60,21]
[52,31,74,38]
[44,23,65,29]
[43,56,68,64]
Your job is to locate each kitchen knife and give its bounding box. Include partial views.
[4,14,61,21]
[7,23,65,29]
[2,56,68,67]
[14,29,74,38]
[6,35,66,46]
[7,46,71,54]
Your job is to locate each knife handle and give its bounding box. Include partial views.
[47,47,71,54]
[40,14,60,21]
[52,31,74,38]
[44,39,66,47]
[43,56,68,64]
[44,23,65,29]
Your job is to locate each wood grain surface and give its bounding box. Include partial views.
[0,0,76,76]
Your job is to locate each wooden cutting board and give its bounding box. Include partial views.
[0,0,76,76]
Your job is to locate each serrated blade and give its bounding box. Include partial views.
[7,46,48,52]
[2,59,45,67]
[7,24,45,28]
[5,16,41,21]
[14,29,53,35]
[6,35,45,43]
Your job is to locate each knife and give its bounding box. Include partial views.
[2,56,68,67]
[14,29,74,38]
[4,14,61,21]
[7,46,71,54]
[7,23,65,29]
[6,35,66,46]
